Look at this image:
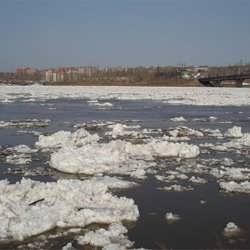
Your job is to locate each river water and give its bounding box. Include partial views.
[0,98,250,249]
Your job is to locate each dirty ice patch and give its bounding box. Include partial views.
[0,178,139,242]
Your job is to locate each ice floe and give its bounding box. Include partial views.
[36,128,99,150]
[49,138,199,177]
[88,100,113,108]
[219,181,250,193]
[225,126,243,138]
[170,116,187,122]
[0,178,139,242]
[223,222,241,238]
[159,185,194,192]
[77,222,133,249]
[4,145,37,165]
[168,126,204,138]
[106,123,142,139]
[165,212,180,223]
[211,166,250,181]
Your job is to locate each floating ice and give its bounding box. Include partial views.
[62,242,75,250]
[168,127,204,138]
[208,116,217,121]
[49,138,199,177]
[189,176,207,184]
[165,212,180,223]
[4,145,36,165]
[77,222,133,249]
[225,126,243,138]
[0,178,139,242]
[159,185,193,192]
[219,181,250,193]
[36,128,99,150]
[88,100,113,108]
[170,116,187,122]
[106,123,141,139]
[223,222,241,237]
[211,166,250,181]
[222,133,250,149]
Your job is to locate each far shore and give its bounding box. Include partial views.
[1,78,250,87]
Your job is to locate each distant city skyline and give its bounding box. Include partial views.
[1,0,250,71]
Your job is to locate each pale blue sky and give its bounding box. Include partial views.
[1,0,250,71]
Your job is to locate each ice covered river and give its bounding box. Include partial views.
[0,86,250,249]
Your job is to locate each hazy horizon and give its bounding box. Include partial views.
[1,0,250,71]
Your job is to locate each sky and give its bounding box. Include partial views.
[0,0,250,71]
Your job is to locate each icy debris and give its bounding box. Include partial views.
[6,154,31,165]
[225,126,243,138]
[168,127,204,138]
[155,172,188,183]
[16,130,42,136]
[77,222,133,249]
[106,123,141,139]
[36,128,99,150]
[7,145,36,154]
[0,119,50,128]
[170,116,187,122]
[208,116,217,121]
[199,143,228,152]
[88,176,137,189]
[219,181,250,193]
[223,222,241,237]
[88,100,113,108]
[222,133,250,149]
[62,242,75,250]
[159,185,193,192]
[189,176,207,184]
[200,128,223,138]
[211,166,250,181]
[0,178,139,242]
[176,163,208,175]
[4,145,36,165]
[165,212,180,223]
[222,158,234,166]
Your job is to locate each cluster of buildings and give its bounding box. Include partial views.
[15,66,98,82]
[41,66,98,82]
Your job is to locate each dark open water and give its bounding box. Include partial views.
[0,99,250,249]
